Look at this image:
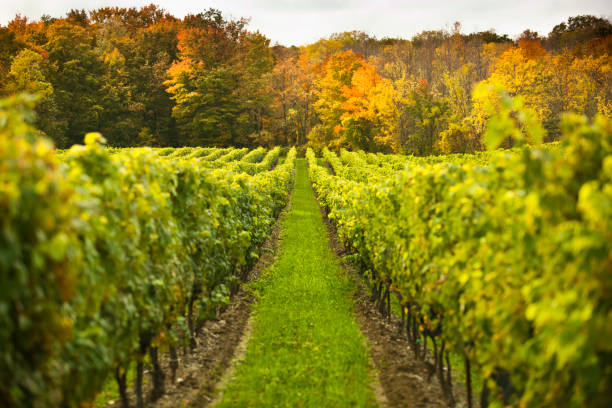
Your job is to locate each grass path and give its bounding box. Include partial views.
[217,158,377,407]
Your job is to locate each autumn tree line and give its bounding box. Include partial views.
[1,5,611,154]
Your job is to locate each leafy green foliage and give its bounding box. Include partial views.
[0,96,296,407]
[0,94,76,406]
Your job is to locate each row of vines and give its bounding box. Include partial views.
[0,96,296,407]
[307,111,612,407]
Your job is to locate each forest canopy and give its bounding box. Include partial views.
[1,4,610,154]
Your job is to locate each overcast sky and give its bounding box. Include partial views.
[1,0,611,46]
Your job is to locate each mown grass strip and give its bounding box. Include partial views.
[217,158,376,407]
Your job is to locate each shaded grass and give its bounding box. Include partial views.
[218,159,376,407]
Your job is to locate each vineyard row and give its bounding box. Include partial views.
[1,100,296,407]
[307,114,612,408]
